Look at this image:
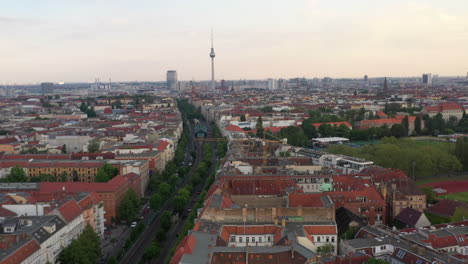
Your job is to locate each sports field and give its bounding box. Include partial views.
[423,180,468,195]
[441,192,468,203]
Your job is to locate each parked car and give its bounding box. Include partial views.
[130,222,137,228]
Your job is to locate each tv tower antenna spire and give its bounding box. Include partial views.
[209,28,216,90]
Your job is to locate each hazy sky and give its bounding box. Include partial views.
[1,0,467,83]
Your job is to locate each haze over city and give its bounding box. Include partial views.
[2,0,468,83]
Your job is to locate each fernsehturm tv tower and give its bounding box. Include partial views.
[209,29,216,90]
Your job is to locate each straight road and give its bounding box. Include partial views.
[154,120,218,264]
[120,120,217,264]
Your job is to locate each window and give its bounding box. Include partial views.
[317,236,321,242]
[268,236,271,242]
[331,237,335,242]
[396,250,406,259]
[259,237,262,243]
[251,237,255,243]
[326,236,329,242]
[239,237,242,243]
[230,236,235,242]
[381,246,386,250]
[246,237,249,243]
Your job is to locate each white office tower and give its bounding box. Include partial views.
[268,79,278,90]
[422,73,433,85]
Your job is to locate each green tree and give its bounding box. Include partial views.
[118,189,140,222]
[318,124,335,137]
[336,124,351,138]
[240,114,246,122]
[455,137,468,170]
[160,211,172,230]
[422,187,437,204]
[366,258,390,264]
[415,116,422,135]
[86,107,97,118]
[61,171,68,182]
[88,139,100,153]
[59,225,101,264]
[279,126,307,147]
[6,166,27,182]
[158,182,172,197]
[79,101,88,112]
[61,144,67,154]
[302,119,318,139]
[95,163,119,183]
[107,256,118,264]
[256,116,264,138]
[112,100,123,109]
[402,116,409,136]
[390,124,406,138]
[150,193,163,210]
[143,241,161,260]
[317,243,334,256]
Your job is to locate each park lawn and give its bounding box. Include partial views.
[443,192,468,203]
[415,175,468,185]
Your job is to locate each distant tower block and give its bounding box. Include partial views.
[383,77,388,95]
[364,75,368,82]
[167,70,178,91]
[209,29,216,90]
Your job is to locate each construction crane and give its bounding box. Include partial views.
[261,132,287,166]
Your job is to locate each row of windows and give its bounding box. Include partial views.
[231,236,272,243]
[316,236,335,243]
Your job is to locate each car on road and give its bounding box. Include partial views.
[188,162,192,166]
[130,222,137,228]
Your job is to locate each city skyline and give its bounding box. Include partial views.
[1,0,468,83]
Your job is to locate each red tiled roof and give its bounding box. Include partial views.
[0,207,17,217]
[58,200,83,222]
[326,187,386,207]
[156,140,170,151]
[0,138,18,144]
[376,111,387,118]
[425,102,463,112]
[304,225,337,235]
[225,124,244,132]
[288,193,325,207]
[169,234,196,264]
[230,179,299,196]
[0,239,41,264]
[40,175,128,193]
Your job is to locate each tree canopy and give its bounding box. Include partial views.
[118,189,140,222]
[59,225,101,264]
[4,166,27,182]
